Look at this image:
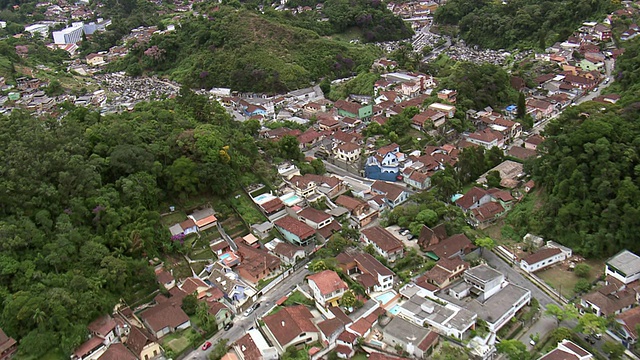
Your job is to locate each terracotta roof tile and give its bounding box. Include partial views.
[307,270,348,295]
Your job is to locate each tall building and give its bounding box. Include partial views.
[52,23,84,44]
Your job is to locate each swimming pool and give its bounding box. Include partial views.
[375,291,396,305]
[388,305,401,315]
[368,339,385,348]
[253,193,276,204]
[280,193,302,206]
[220,253,231,260]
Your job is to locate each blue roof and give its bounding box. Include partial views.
[451,194,464,203]
[505,105,517,111]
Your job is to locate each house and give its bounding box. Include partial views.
[463,129,505,149]
[370,180,409,209]
[593,23,612,41]
[86,53,105,66]
[274,216,316,246]
[469,202,506,228]
[437,89,457,103]
[336,250,395,293]
[317,117,340,131]
[334,100,372,120]
[428,103,456,118]
[422,257,469,289]
[169,218,198,237]
[307,270,349,307]
[207,301,232,328]
[98,343,136,360]
[180,276,210,298]
[335,195,378,228]
[380,317,440,359]
[360,226,404,262]
[417,224,448,251]
[526,99,555,119]
[580,281,636,317]
[72,337,107,360]
[334,142,361,163]
[0,328,17,360]
[411,109,446,131]
[139,303,191,338]
[88,315,117,344]
[236,243,281,284]
[605,250,640,285]
[455,187,492,211]
[613,306,640,349]
[508,146,537,160]
[234,329,279,360]
[520,247,567,273]
[289,174,344,199]
[538,339,593,360]
[397,295,476,339]
[297,207,334,230]
[266,238,306,265]
[124,325,162,360]
[424,234,475,261]
[188,208,218,231]
[155,267,175,290]
[243,104,267,117]
[402,168,432,191]
[262,305,320,354]
[437,265,531,333]
[365,143,403,181]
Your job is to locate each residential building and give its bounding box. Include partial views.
[360,226,404,262]
[428,103,456,118]
[402,168,432,190]
[613,306,640,349]
[336,250,395,293]
[455,187,492,211]
[0,328,17,360]
[438,89,457,103]
[234,329,279,360]
[605,250,640,285]
[188,208,218,231]
[469,202,506,229]
[72,337,107,360]
[424,233,475,261]
[308,270,349,307]
[86,53,105,66]
[207,301,232,328]
[334,142,361,162]
[538,339,593,360]
[520,248,567,273]
[98,343,136,360]
[297,207,334,230]
[580,281,636,317]
[335,195,378,228]
[380,317,440,359]
[463,129,505,149]
[334,100,373,120]
[139,302,191,339]
[289,174,344,199]
[397,294,476,339]
[88,315,117,345]
[274,216,316,246]
[265,238,305,265]
[124,325,162,360]
[262,305,320,354]
[524,134,545,150]
[365,143,404,181]
[422,257,469,289]
[236,243,282,284]
[370,180,409,209]
[155,267,175,290]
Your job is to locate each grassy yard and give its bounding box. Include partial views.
[536,259,603,298]
[284,290,314,306]
[189,247,215,261]
[162,331,191,354]
[16,349,66,360]
[160,211,188,227]
[351,354,368,360]
[230,191,267,225]
[200,228,221,244]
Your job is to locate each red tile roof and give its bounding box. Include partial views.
[417,331,439,351]
[298,207,332,224]
[426,234,474,259]
[234,333,262,360]
[275,216,316,239]
[348,316,373,336]
[539,348,580,360]
[361,226,403,253]
[371,181,406,202]
[337,329,358,343]
[125,325,157,357]
[88,315,116,338]
[181,277,209,295]
[522,247,562,265]
[336,195,365,211]
[140,303,190,333]
[261,198,284,213]
[99,343,137,360]
[471,202,505,222]
[262,305,318,346]
[455,187,489,210]
[307,270,348,296]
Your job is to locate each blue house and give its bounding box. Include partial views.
[364,143,404,181]
[243,104,267,117]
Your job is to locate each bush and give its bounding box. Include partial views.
[574,279,592,294]
[574,263,591,278]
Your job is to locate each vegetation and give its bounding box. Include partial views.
[518,40,640,258]
[108,7,382,93]
[208,339,230,360]
[574,263,592,278]
[544,303,578,326]
[0,88,269,357]
[496,339,530,360]
[386,191,467,236]
[434,0,617,49]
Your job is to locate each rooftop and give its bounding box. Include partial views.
[274,216,316,240]
[381,316,432,345]
[522,248,563,265]
[361,226,404,253]
[307,270,348,296]
[262,305,318,346]
[465,264,502,283]
[607,250,640,276]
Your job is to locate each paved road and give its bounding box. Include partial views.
[187,266,310,360]
[575,58,614,105]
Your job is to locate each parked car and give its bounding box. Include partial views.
[202,341,212,350]
[243,307,254,317]
[224,322,234,331]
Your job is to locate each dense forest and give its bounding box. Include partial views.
[108,7,382,93]
[263,0,414,42]
[434,0,617,49]
[0,89,272,357]
[521,40,640,257]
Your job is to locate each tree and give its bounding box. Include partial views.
[310,158,326,175]
[486,170,502,188]
[574,263,591,278]
[517,92,526,119]
[602,341,625,360]
[574,279,592,294]
[208,339,229,360]
[549,327,574,344]
[278,135,303,161]
[496,339,530,360]
[340,290,356,308]
[544,303,578,326]
[475,237,496,256]
[576,313,606,336]
[181,294,198,316]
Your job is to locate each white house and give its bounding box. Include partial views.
[605,250,640,285]
[520,247,567,273]
[307,270,348,307]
